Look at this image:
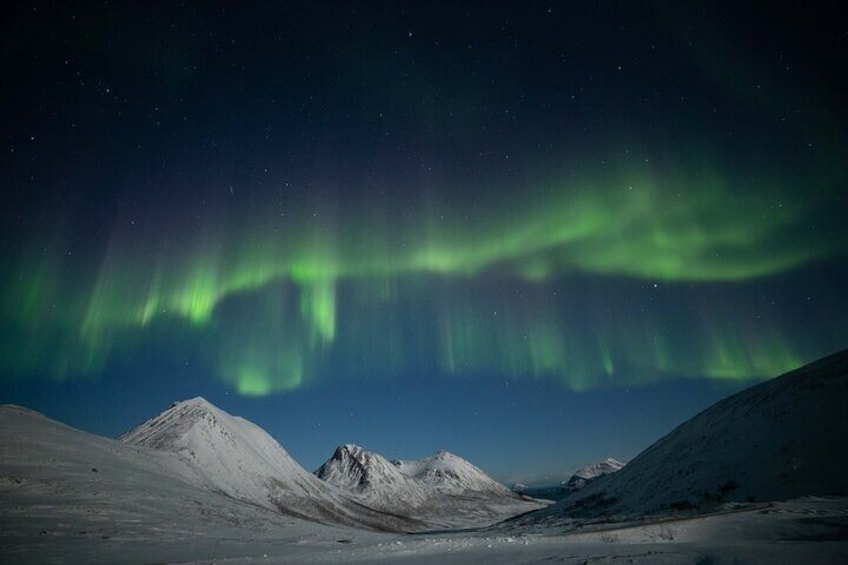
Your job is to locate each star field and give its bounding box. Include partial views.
[2,1,846,481]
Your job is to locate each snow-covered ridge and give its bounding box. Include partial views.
[393,450,515,495]
[316,445,514,497]
[315,444,546,528]
[563,458,626,491]
[118,398,427,532]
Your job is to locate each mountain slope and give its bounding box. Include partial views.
[394,450,517,496]
[315,444,547,528]
[119,398,320,506]
[119,398,426,532]
[0,404,356,565]
[517,348,848,526]
[315,444,428,508]
[562,458,626,491]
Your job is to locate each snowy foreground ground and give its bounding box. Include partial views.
[3,497,846,564]
[184,498,848,565]
[298,499,848,564]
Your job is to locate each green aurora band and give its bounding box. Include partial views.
[2,151,845,395]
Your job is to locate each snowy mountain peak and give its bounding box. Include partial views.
[316,445,503,495]
[393,450,513,495]
[572,458,626,481]
[335,444,369,460]
[320,445,514,495]
[316,444,407,493]
[118,397,238,454]
[172,396,213,409]
[119,399,308,498]
[563,457,626,491]
[315,444,543,528]
[119,400,429,532]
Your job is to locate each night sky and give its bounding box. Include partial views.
[2,1,847,485]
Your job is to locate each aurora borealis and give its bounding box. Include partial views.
[5,147,840,394]
[2,2,847,481]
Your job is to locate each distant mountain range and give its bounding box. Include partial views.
[561,458,626,492]
[117,397,425,531]
[314,444,539,529]
[510,457,626,500]
[117,397,541,531]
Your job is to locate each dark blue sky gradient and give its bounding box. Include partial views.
[2,2,846,484]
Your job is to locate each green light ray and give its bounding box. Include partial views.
[1,147,844,393]
[48,151,842,345]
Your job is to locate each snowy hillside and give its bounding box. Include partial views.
[562,458,626,491]
[517,348,848,526]
[119,398,426,532]
[119,397,322,509]
[0,403,361,564]
[316,445,547,529]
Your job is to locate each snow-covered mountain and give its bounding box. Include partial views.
[315,445,430,508]
[562,458,626,491]
[316,445,516,498]
[394,450,518,495]
[315,444,547,528]
[516,348,848,526]
[118,397,426,532]
[0,403,356,564]
[119,397,320,509]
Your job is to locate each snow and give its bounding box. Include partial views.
[3,410,846,565]
[315,445,546,529]
[119,396,318,509]
[316,444,431,508]
[562,457,626,491]
[118,398,428,532]
[393,450,514,496]
[0,403,358,564]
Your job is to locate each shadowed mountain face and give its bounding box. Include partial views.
[516,349,848,526]
[315,444,545,528]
